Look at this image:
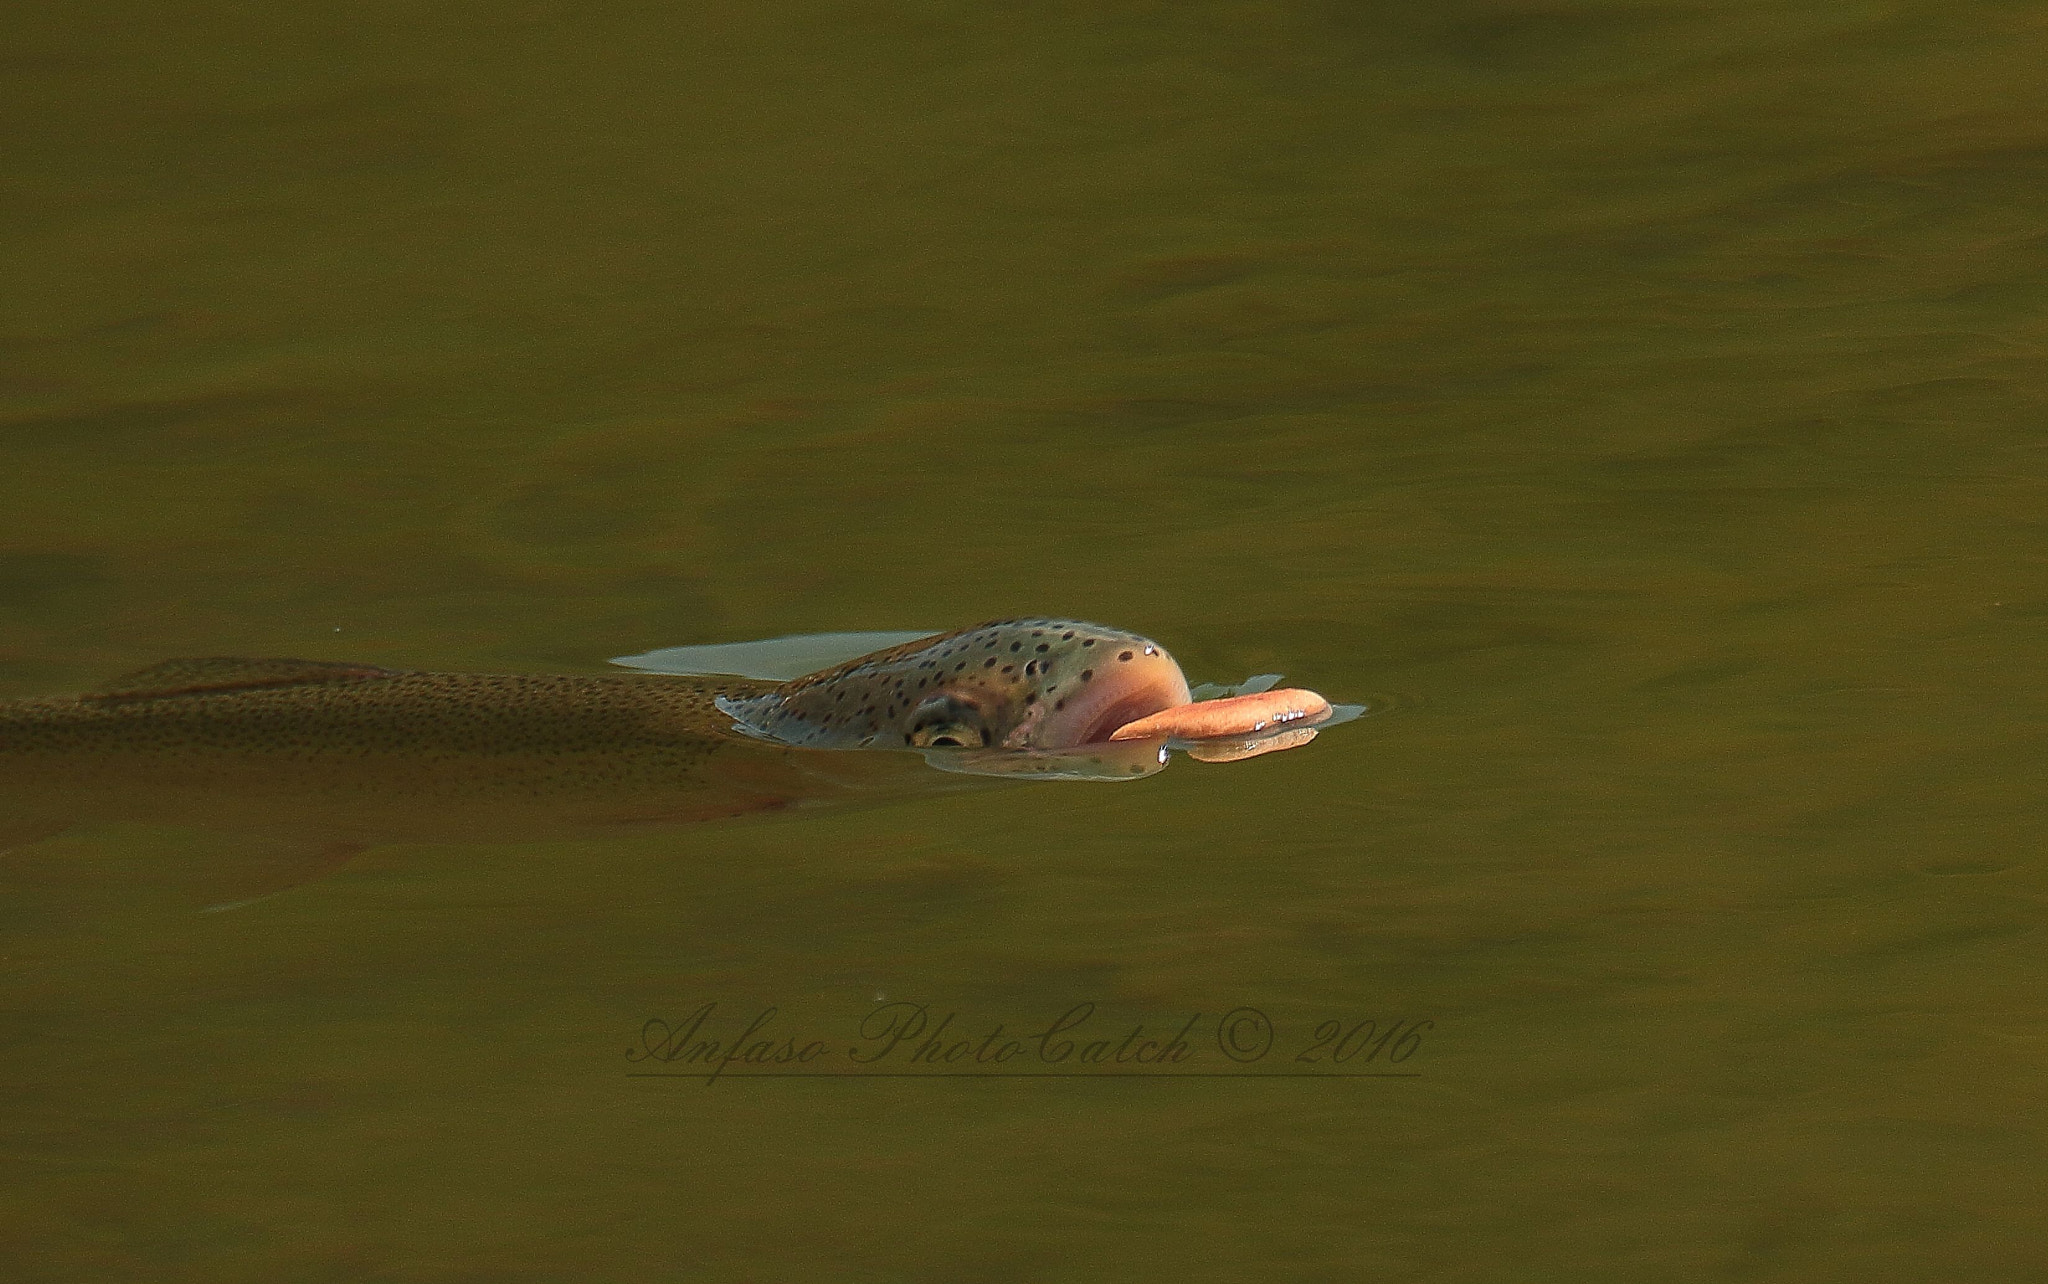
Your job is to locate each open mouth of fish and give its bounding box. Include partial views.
[615,618,1365,781]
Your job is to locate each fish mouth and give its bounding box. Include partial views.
[1073,687,1184,746]
[1027,658,1193,749]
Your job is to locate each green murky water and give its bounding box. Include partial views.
[5,2,2046,1278]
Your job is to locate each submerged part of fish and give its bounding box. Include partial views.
[0,657,951,844]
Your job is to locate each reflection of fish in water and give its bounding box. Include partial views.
[0,619,1357,906]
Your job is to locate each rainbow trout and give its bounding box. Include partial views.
[0,619,1198,856]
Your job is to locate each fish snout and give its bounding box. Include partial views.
[1015,639,1192,749]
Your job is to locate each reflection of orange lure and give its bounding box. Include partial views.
[1110,689,1335,762]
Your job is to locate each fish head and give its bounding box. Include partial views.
[717,618,1193,751]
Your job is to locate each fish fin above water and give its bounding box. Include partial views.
[82,657,405,702]
[610,631,941,681]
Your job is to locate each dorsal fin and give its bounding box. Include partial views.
[82,657,404,702]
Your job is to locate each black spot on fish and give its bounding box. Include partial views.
[1081,639,1094,647]
[983,657,996,667]
[1081,669,1093,681]
[1055,699,1066,710]
[1062,631,1074,640]
[1035,643,1048,653]
[1009,642,1021,652]
[1119,650,1133,661]
[1001,665,1014,674]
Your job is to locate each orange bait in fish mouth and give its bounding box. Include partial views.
[1107,688,1334,743]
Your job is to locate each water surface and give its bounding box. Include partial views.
[4,2,2046,1279]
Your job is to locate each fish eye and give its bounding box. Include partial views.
[906,694,988,749]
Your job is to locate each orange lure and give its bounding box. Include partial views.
[1109,688,1334,743]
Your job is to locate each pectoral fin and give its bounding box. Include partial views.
[198,836,368,913]
[2,825,368,917]
[83,657,403,702]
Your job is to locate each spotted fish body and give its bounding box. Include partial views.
[0,659,853,842]
[718,618,1194,751]
[0,621,1199,854]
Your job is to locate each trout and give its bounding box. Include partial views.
[0,619,1203,856]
